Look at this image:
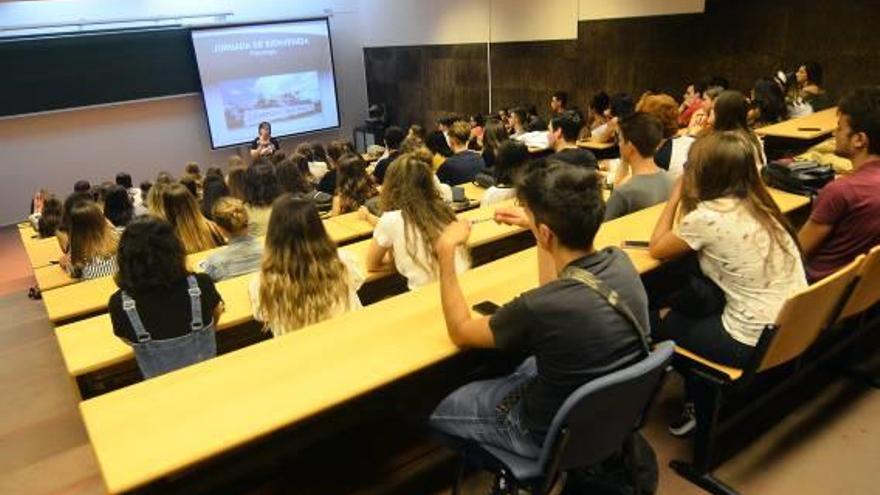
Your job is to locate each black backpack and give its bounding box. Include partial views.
[762,160,835,197]
[562,431,658,495]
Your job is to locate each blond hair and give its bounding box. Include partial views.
[162,183,225,253]
[212,197,249,234]
[258,194,351,335]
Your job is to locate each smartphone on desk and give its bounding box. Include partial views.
[472,301,501,316]
[621,240,650,250]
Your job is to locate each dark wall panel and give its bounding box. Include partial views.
[365,0,880,128]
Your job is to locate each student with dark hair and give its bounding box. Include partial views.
[408,124,426,140]
[202,197,262,281]
[469,114,486,149]
[650,132,806,435]
[711,90,767,167]
[250,121,280,160]
[373,126,405,184]
[799,87,880,282]
[593,93,636,143]
[317,140,354,195]
[243,163,282,236]
[482,140,529,207]
[437,121,486,186]
[205,167,223,179]
[686,85,724,136]
[679,81,707,127]
[605,113,674,220]
[547,110,597,169]
[429,163,648,464]
[226,167,248,202]
[57,190,93,254]
[109,216,222,379]
[34,195,63,238]
[525,105,546,133]
[62,200,119,279]
[749,77,788,127]
[795,61,832,112]
[276,157,333,210]
[103,184,135,228]
[115,172,143,210]
[585,91,611,135]
[507,107,529,139]
[550,90,568,115]
[709,75,730,90]
[74,180,91,194]
[425,130,454,171]
[201,174,230,220]
[333,154,379,215]
[179,175,199,199]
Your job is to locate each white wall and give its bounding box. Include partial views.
[0,0,368,225]
[578,0,704,20]
[358,0,490,47]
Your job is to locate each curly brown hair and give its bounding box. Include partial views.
[635,93,680,139]
[335,154,378,213]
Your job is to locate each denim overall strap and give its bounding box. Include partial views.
[186,275,204,332]
[121,292,151,343]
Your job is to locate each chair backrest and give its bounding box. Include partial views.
[838,245,880,321]
[758,255,863,372]
[537,341,674,472]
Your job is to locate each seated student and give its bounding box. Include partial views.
[365,153,469,289]
[56,191,92,254]
[425,130,454,172]
[333,154,379,215]
[649,132,806,435]
[73,179,91,194]
[592,92,636,143]
[546,110,598,169]
[749,77,788,127]
[102,184,135,228]
[637,93,694,177]
[525,105,546,133]
[317,140,355,195]
[549,90,568,116]
[109,216,223,379]
[61,200,119,279]
[277,156,333,209]
[288,151,319,186]
[31,195,63,238]
[437,114,459,141]
[243,163,282,236]
[678,81,707,127]
[225,166,248,202]
[115,172,143,210]
[482,140,529,207]
[799,87,880,282]
[429,163,649,462]
[795,62,833,113]
[710,90,767,167]
[373,126,405,184]
[179,175,200,199]
[161,183,226,254]
[686,85,724,136]
[506,107,529,139]
[408,124,426,141]
[605,113,674,220]
[184,162,202,190]
[437,121,486,186]
[200,173,230,220]
[468,114,485,149]
[581,91,610,140]
[201,197,263,281]
[250,194,363,337]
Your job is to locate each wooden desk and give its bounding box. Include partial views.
[755,107,837,140]
[460,183,487,203]
[23,236,62,269]
[78,188,809,493]
[576,139,617,151]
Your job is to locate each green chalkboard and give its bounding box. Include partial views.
[1,27,200,117]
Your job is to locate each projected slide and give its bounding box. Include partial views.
[191,19,340,148]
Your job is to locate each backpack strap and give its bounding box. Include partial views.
[561,265,652,357]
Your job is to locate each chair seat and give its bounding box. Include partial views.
[481,444,544,481]
[675,346,743,381]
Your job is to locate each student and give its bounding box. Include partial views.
[637,93,694,177]
[73,180,91,194]
[179,174,200,199]
[605,113,674,221]
[161,183,226,254]
[250,194,363,337]
[546,110,598,169]
[585,91,610,135]
[102,184,135,228]
[437,121,486,186]
[686,85,724,136]
[799,87,880,282]
[526,105,546,133]
[109,216,222,379]
[429,163,648,462]
[480,121,509,171]
[749,77,788,127]
[184,162,202,185]
[793,62,832,112]
[33,195,63,238]
[115,172,143,209]
[373,126,405,184]
[201,174,230,220]
[482,141,529,207]
[201,197,263,281]
[468,114,485,149]
[678,81,707,127]
[550,90,568,115]
[507,108,529,139]
[276,157,333,209]
[317,140,354,195]
[61,200,119,279]
[593,93,636,143]
[425,130,453,171]
[333,154,379,215]
[711,90,767,167]
[57,191,93,254]
[365,154,469,289]
[408,124,426,141]
[288,151,319,185]
[243,163,282,236]
[649,132,806,435]
[226,166,248,202]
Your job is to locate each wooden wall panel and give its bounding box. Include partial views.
[365,0,880,128]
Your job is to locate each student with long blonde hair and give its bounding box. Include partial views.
[332,153,379,215]
[364,153,469,289]
[61,200,119,279]
[250,194,363,337]
[161,183,226,253]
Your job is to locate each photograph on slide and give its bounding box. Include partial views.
[220,72,323,131]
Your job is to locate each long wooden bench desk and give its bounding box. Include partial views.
[22,235,63,269]
[78,189,809,494]
[54,199,526,378]
[755,107,837,140]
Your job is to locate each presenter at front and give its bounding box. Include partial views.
[250,121,281,160]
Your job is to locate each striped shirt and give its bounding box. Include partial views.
[71,255,118,280]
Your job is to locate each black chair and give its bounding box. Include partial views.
[444,341,674,495]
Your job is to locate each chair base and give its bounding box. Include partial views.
[669,460,740,495]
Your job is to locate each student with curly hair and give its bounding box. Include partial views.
[332,154,379,215]
[201,197,263,281]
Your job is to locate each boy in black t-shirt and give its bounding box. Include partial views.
[430,163,648,459]
[546,110,598,169]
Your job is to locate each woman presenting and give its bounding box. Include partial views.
[250,121,281,160]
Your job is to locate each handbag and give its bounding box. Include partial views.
[761,160,834,198]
